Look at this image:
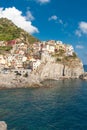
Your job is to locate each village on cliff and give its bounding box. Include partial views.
[0,39,74,75]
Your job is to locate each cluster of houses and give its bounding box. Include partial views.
[33,40,74,56]
[0,40,74,73]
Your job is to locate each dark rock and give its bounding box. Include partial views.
[79,72,87,80]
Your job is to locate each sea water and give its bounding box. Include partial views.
[0,65,87,130]
[0,78,87,130]
[84,65,87,72]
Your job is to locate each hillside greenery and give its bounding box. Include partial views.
[0,18,39,44]
[0,46,12,54]
[0,46,12,51]
[52,49,78,66]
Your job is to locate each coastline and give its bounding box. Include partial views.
[0,71,86,89]
[0,72,43,89]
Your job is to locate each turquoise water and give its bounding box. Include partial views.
[84,65,87,72]
[0,79,87,130]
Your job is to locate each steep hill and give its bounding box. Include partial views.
[0,18,39,44]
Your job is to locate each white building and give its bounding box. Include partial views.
[41,44,55,53]
[48,45,55,53]
[56,41,63,45]
[65,45,74,56]
[0,55,6,65]
[30,59,41,70]
[22,56,27,62]
[0,41,5,46]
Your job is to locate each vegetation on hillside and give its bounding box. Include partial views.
[0,18,39,44]
[0,46,12,54]
[0,18,21,41]
[0,46,12,51]
[52,48,79,67]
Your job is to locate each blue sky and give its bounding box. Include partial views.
[0,0,87,64]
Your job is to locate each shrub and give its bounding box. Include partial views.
[73,52,77,58]
[0,46,12,51]
[56,58,61,62]
[23,72,28,77]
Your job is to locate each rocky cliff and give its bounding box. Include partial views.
[36,54,84,80]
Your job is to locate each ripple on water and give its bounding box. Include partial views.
[0,79,87,130]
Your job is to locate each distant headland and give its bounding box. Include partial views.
[0,18,85,89]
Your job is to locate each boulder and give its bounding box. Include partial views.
[79,72,87,80]
[0,121,7,130]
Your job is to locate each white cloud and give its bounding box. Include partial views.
[26,10,35,21]
[58,19,63,24]
[48,15,64,25]
[75,30,82,37]
[79,21,87,34]
[48,15,58,21]
[76,21,87,36]
[76,45,84,49]
[37,0,50,4]
[0,7,39,34]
